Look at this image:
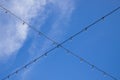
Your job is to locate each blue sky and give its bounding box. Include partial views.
[0,0,120,80]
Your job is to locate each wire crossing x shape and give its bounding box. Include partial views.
[0,4,120,80]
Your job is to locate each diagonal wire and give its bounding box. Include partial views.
[0,4,120,80]
[0,4,57,44]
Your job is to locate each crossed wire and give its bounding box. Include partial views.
[0,4,120,80]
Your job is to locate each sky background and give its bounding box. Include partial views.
[0,0,120,80]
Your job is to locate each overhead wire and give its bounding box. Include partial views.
[0,4,120,80]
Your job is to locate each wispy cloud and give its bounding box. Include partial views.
[28,0,74,56]
[0,0,47,60]
[21,0,75,80]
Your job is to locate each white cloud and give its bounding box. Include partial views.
[0,0,47,59]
